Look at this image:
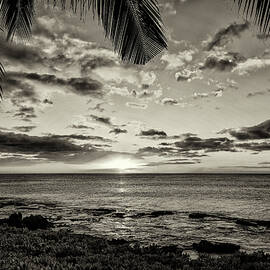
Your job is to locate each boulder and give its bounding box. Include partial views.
[149,210,175,218]
[236,219,258,227]
[189,213,209,219]
[22,215,52,230]
[7,212,23,228]
[193,240,240,254]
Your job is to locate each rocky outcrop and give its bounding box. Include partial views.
[193,240,240,254]
[22,215,53,230]
[0,213,52,230]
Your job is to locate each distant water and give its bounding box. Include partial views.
[0,174,269,253]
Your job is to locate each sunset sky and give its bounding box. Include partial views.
[0,0,270,173]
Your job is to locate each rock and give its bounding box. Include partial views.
[149,211,175,218]
[7,212,23,228]
[22,215,52,230]
[189,213,209,219]
[85,208,116,216]
[112,212,125,218]
[193,240,240,254]
[256,220,270,227]
[236,219,258,227]
[109,239,129,245]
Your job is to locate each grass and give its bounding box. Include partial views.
[0,225,269,270]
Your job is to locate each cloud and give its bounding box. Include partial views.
[0,38,44,67]
[90,115,113,126]
[10,72,104,97]
[13,126,36,133]
[236,141,270,152]
[233,58,270,75]
[43,98,53,105]
[0,131,118,165]
[205,22,249,51]
[161,49,196,70]
[174,136,235,152]
[222,119,270,140]
[247,89,270,98]
[160,97,179,105]
[202,51,246,71]
[139,129,168,138]
[68,124,94,130]
[109,128,127,135]
[175,67,202,82]
[126,102,148,109]
[50,134,114,143]
[13,106,37,122]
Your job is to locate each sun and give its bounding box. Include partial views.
[101,157,140,171]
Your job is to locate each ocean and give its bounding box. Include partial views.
[0,174,269,253]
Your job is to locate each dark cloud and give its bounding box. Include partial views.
[80,57,116,75]
[174,136,235,152]
[68,124,94,130]
[206,22,249,51]
[202,52,246,71]
[9,72,104,98]
[50,134,114,143]
[247,89,270,98]
[90,115,112,126]
[223,119,270,140]
[109,128,128,135]
[13,126,36,133]
[236,141,270,152]
[0,131,117,165]
[43,98,53,105]
[3,77,39,105]
[0,38,44,66]
[139,129,167,138]
[13,106,37,122]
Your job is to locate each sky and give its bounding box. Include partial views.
[0,0,270,173]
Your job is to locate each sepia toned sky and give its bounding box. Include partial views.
[0,0,270,173]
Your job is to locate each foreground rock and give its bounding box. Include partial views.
[22,215,53,230]
[130,210,175,218]
[189,212,210,219]
[0,213,52,230]
[193,240,240,254]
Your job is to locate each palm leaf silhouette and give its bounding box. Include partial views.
[235,0,270,33]
[47,0,168,65]
[0,0,34,41]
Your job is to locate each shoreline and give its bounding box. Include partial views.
[0,214,270,270]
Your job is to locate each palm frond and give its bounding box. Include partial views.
[0,0,35,41]
[235,0,270,33]
[0,61,5,100]
[47,0,167,65]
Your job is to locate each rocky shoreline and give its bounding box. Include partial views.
[0,213,270,270]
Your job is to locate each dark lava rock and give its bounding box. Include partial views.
[257,220,270,227]
[131,211,175,218]
[149,210,175,218]
[189,213,209,219]
[112,212,125,218]
[22,215,53,230]
[236,219,258,227]
[193,240,240,254]
[109,239,129,245]
[86,208,116,216]
[8,212,23,228]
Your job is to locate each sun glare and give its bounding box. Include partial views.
[101,157,140,171]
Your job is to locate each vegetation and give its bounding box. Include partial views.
[0,224,269,270]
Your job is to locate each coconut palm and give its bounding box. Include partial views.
[0,0,270,97]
